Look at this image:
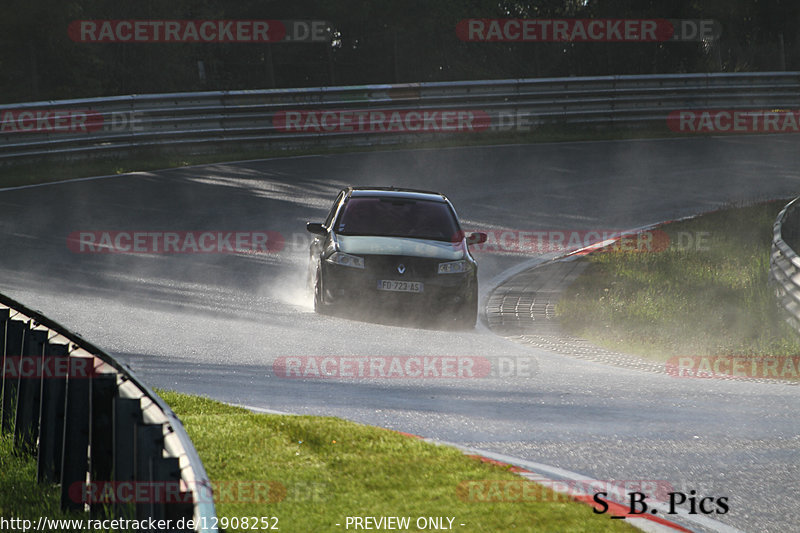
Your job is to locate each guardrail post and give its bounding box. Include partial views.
[0,308,10,432]
[135,424,165,526]
[113,396,142,518]
[37,343,69,482]
[158,457,194,532]
[151,456,181,523]
[89,373,116,518]
[14,327,48,453]
[167,486,195,532]
[1,318,26,433]
[60,356,92,512]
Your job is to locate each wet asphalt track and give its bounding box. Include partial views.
[1,136,799,532]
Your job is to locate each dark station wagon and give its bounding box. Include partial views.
[306,187,487,328]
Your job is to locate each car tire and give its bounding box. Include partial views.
[456,303,477,329]
[313,269,332,315]
[455,288,478,329]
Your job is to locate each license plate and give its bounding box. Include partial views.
[376,280,423,293]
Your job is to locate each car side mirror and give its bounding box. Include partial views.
[306,222,327,236]
[466,232,487,245]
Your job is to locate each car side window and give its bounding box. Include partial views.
[324,191,345,228]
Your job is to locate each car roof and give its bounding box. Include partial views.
[347,187,449,203]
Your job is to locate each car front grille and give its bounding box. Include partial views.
[365,255,439,279]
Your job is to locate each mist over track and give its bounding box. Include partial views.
[1,136,799,532]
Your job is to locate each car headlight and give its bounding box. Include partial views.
[438,260,470,274]
[326,251,365,269]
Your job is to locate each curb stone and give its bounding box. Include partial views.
[485,251,798,385]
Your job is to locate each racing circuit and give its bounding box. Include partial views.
[0,135,798,532]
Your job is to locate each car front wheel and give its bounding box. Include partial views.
[454,286,478,329]
[313,269,332,315]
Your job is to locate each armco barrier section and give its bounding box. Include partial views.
[770,197,800,332]
[2,71,800,161]
[0,292,217,532]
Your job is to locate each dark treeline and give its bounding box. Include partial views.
[1,0,798,103]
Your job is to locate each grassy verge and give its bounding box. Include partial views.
[0,392,638,532]
[0,433,83,526]
[0,124,682,189]
[557,200,800,362]
[160,390,637,533]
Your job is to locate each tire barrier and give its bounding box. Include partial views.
[769,197,800,332]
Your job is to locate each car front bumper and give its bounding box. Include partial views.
[320,260,477,312]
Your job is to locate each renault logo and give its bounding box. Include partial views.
[397,263,406,274]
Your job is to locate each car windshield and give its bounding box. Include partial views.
[335,197,461,242]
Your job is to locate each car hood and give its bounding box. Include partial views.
[337,235,466,260]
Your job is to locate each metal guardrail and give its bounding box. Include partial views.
[0,292,217,532]
[1,71,800,161]
[769,197,800,332]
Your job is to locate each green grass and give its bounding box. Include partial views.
[557,200,800,361]
[0,124,681,189]
[159,390,637,533]
[0,392,638,532]
[0,433,84,528]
